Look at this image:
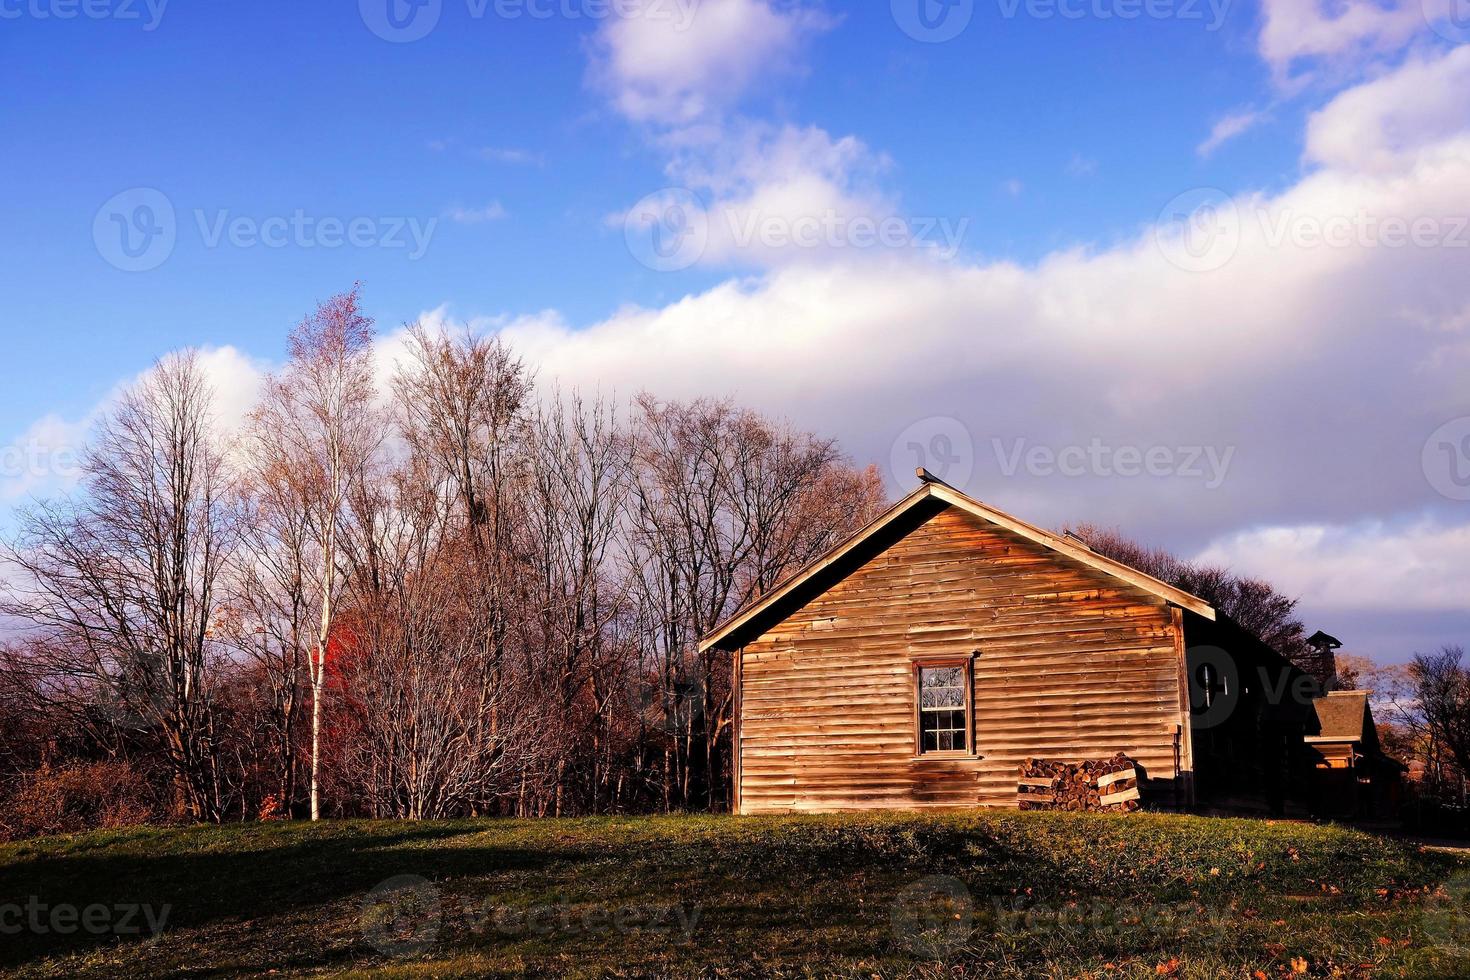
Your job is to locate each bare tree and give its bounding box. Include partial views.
[625,395,883,810]
[2,351,233,821]
[219,457,316,815]
[1063,524,1313,673]
[1412,645,1470,800]
[249,286,383,820]
[521,391,634,813]
[334,455,536,818]
[391,324,534,801]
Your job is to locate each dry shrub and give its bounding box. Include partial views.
[0,761,161,841]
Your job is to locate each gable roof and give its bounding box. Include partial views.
[698,478,1215,653]
[1310,690,1372,742]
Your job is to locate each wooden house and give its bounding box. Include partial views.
[700,473,1316,815]
[1306,690,1405,820]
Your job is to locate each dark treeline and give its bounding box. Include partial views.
[0,287,883,834]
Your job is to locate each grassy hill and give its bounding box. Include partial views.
[1,812,1466,978]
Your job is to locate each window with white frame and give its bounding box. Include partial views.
[917,663,970,754]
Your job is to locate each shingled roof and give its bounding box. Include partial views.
[1312,691,1371,742]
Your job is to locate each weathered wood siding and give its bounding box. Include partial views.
[737,504,1188,813]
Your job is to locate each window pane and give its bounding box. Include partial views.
[921,666,963,690]
[921,686,964,709]
[918,668,970,754]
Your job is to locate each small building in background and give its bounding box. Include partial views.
[1306,690,1406,821]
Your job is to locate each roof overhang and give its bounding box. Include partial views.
[698,480,1216,653]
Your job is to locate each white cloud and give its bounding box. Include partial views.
[479,46,1470,553]
[0,413,89,502]
[444,202,509,224]
[0,346,266,505]
[1196,518,1470,613]
[1304,46,1470,173]
[1197,108,1268,157]
[590,0,833,125]
[677,124,905,266]
[1257,0,1425,82]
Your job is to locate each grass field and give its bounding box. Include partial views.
[1,812,1467,978]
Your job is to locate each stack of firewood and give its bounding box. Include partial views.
[1016,753,1141,813]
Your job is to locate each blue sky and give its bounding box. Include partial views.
[3,0,1469,660]
[5,0,1289,393]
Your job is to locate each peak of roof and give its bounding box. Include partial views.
[698,479,1216,652]
[1313,690,1371,741]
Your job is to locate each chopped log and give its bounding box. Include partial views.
[1016,753,1141,813]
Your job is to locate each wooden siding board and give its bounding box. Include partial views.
[738,505,1184,814]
